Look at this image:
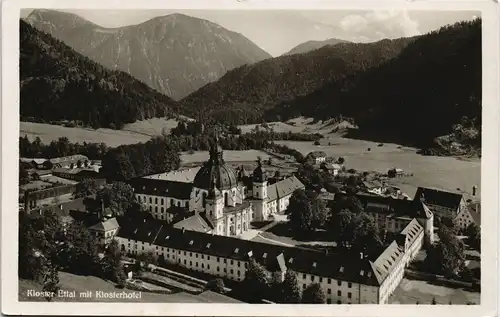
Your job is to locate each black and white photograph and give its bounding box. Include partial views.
[2,0,499,316]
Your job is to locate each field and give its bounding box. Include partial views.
[20,122,151,147]
[276,137,481,199]
[19,271,240,303]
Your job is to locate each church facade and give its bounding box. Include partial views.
[130,133,304,237]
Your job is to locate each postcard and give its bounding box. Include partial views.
[2,0,498,316]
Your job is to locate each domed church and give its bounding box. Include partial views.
[130,129,305,237]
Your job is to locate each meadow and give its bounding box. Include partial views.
[276,137,481,199]
[20,122,152,147]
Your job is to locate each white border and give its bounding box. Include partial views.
[2,0,499,316]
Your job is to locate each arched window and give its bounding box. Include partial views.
[225,192,229,206]
[155,198,158,204]
[149,197,152,204]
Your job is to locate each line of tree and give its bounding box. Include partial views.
[19,136,109,159]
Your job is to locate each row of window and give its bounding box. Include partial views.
[137,195,189,208]
[302,273,353,288]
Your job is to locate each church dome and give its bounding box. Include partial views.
[194,161,238,191]
[192,127,238,191]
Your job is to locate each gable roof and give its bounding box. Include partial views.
[414,187,463,210]
[89,217,120,232]
[306,151,327,158]
[172,214,212,233]
[370,241,406,285]
[129,178,193,200]
[468,202,481,226]
[267,176,304,201]
[116,216,164,244]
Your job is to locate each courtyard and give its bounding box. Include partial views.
[389,278,480,305]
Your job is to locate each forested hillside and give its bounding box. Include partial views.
[267,19,482,151]
[179,38,415,125]
[20,20,179,129]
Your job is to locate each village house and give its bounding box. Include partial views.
[387,168,404,178]
[110,214,424,304]
[414,187,467,219]
[20,155,90,170]
[454,201,481,231]
[306,151,327,165]
[319,162,342,176]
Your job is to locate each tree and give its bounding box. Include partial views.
[311,198,329,228]
[60,221,99,275]
[425,238,465,276]
[243,259,270,302]
[206,278,225,293]
[75,178,101,198]
[302,283,326,304]
[42,262,60,302]
[287,190,314,236]
[96,182,135,217]
[281,270,301,303]
[100,240,123,282]
[465,223,481,251]
[19,163,30,185]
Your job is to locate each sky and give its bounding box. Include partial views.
[21,9,479,56]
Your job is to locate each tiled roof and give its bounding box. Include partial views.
[172,214,212,233]
[267,176,304,201]
[89,217,120,232]
[129,178,193,200]
[414,187,463,210]
[117,218,384,286]
[116,216,164,244]
[306,151,327,158]
[370,240,406,285]
[143,168,201,183]
[400,218,424,246]
[467,203,481,226]
[337,193,433,220]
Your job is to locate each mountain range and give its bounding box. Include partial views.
[283,38,349,55]
[179,38,415,124]
[20,20,179,129]
[25,9,272,100]
[267,19,482,150]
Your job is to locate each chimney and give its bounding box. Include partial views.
[182,227,185,234]
[472,185,477,196]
